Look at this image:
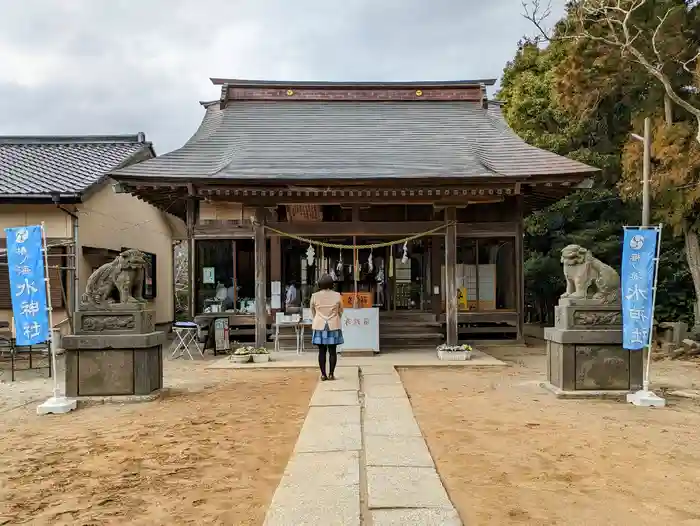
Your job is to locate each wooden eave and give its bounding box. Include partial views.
[116,170,591,221]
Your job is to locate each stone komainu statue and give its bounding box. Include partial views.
[81,249,148,309]
[560,244,620,304]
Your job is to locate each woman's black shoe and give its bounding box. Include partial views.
[321,375,328,381]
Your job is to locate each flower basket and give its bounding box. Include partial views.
[250,346,271,363]
[229,346,252,364]
[436,343,473,361]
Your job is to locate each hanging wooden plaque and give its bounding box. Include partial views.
[287,204,322,222]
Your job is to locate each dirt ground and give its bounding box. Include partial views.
[0,368,316,526]
[401,346,700,526]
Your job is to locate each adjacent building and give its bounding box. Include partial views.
[0,134,183,334]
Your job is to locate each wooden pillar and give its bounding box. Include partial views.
[445,207,458,345]
[515,195,525,342]
[352,235,358,307]
[269,235,281,315]
[430,236,441,320]
[254,207,268,347]
[232,240,238,308]
[474,239,481,311]
[185,191,197,319]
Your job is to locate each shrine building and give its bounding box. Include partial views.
[110,79,598,350]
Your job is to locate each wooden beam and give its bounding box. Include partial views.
[445,207,458,345]
[201,195,507,206]
[515,195,525,343]
[186,196,197,319]
[263,221,517,238]
[254,207,268,347]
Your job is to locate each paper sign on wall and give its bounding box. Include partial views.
[203,267,215,284]
[271,295,281,310]
[271,281,281,295]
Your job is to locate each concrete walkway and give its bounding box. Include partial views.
[263,365,461,526]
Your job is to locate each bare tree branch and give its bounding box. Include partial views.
[651,8,676,66]
[682,49,700,74]
[522,0,700,143]
[522,0,554,42]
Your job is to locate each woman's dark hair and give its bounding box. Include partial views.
[317,274,334,290]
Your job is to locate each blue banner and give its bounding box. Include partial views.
[4,225,50,346]
[621,228,659,350]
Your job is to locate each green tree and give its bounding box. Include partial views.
[498,40,639,323]
[523,0,700,326]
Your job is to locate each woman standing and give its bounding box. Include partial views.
[310,274,344,381]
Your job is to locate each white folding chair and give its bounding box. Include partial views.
[170,321,204,360]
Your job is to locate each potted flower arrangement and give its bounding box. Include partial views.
[436,343,473,361]
[251,346,271,363]
[229,346,252,364]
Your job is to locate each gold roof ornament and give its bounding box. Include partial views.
[415,89,423,96]
[286,89,294,96]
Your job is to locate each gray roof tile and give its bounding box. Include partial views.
[112,101,597,181]
[0,135,152,196]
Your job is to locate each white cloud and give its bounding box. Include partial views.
[0,0,569,152]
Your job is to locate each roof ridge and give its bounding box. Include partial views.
[210,78,497,87]
[0,134,148,145]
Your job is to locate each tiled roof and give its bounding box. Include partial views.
[0,135,153,197]
[112,101,597,182]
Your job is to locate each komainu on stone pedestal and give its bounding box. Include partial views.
[81,249,148,310]
[63,248,165,400]
[559,244,620,305]
[544,245,642,396]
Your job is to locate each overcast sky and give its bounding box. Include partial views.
[0,0,566,153]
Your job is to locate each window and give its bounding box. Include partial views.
[453,237,516,311]
[0,239,67,310]
[142,252,157,300]
[195,240,234,313]
[121,248,157,300]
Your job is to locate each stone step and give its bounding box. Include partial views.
[380,320,441,328]
[380,333,443,341]
[380,313,437,323]
[341,349,377,357]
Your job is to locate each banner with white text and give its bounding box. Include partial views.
[4,225,50,346]
[621,228,659,350]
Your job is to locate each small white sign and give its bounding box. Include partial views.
[203,267,215,284]
[271,294,281,310]
[339,307,379,353]
[271,281,282,295]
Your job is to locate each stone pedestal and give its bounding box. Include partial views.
[544,298,643,396]
[62,308,165,399]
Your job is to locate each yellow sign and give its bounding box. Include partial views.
[457,287,468,310]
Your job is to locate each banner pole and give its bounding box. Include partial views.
[37,222,76,415]
[40,222,60,399]
[642,224,663,392]
[626,223,666,407]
